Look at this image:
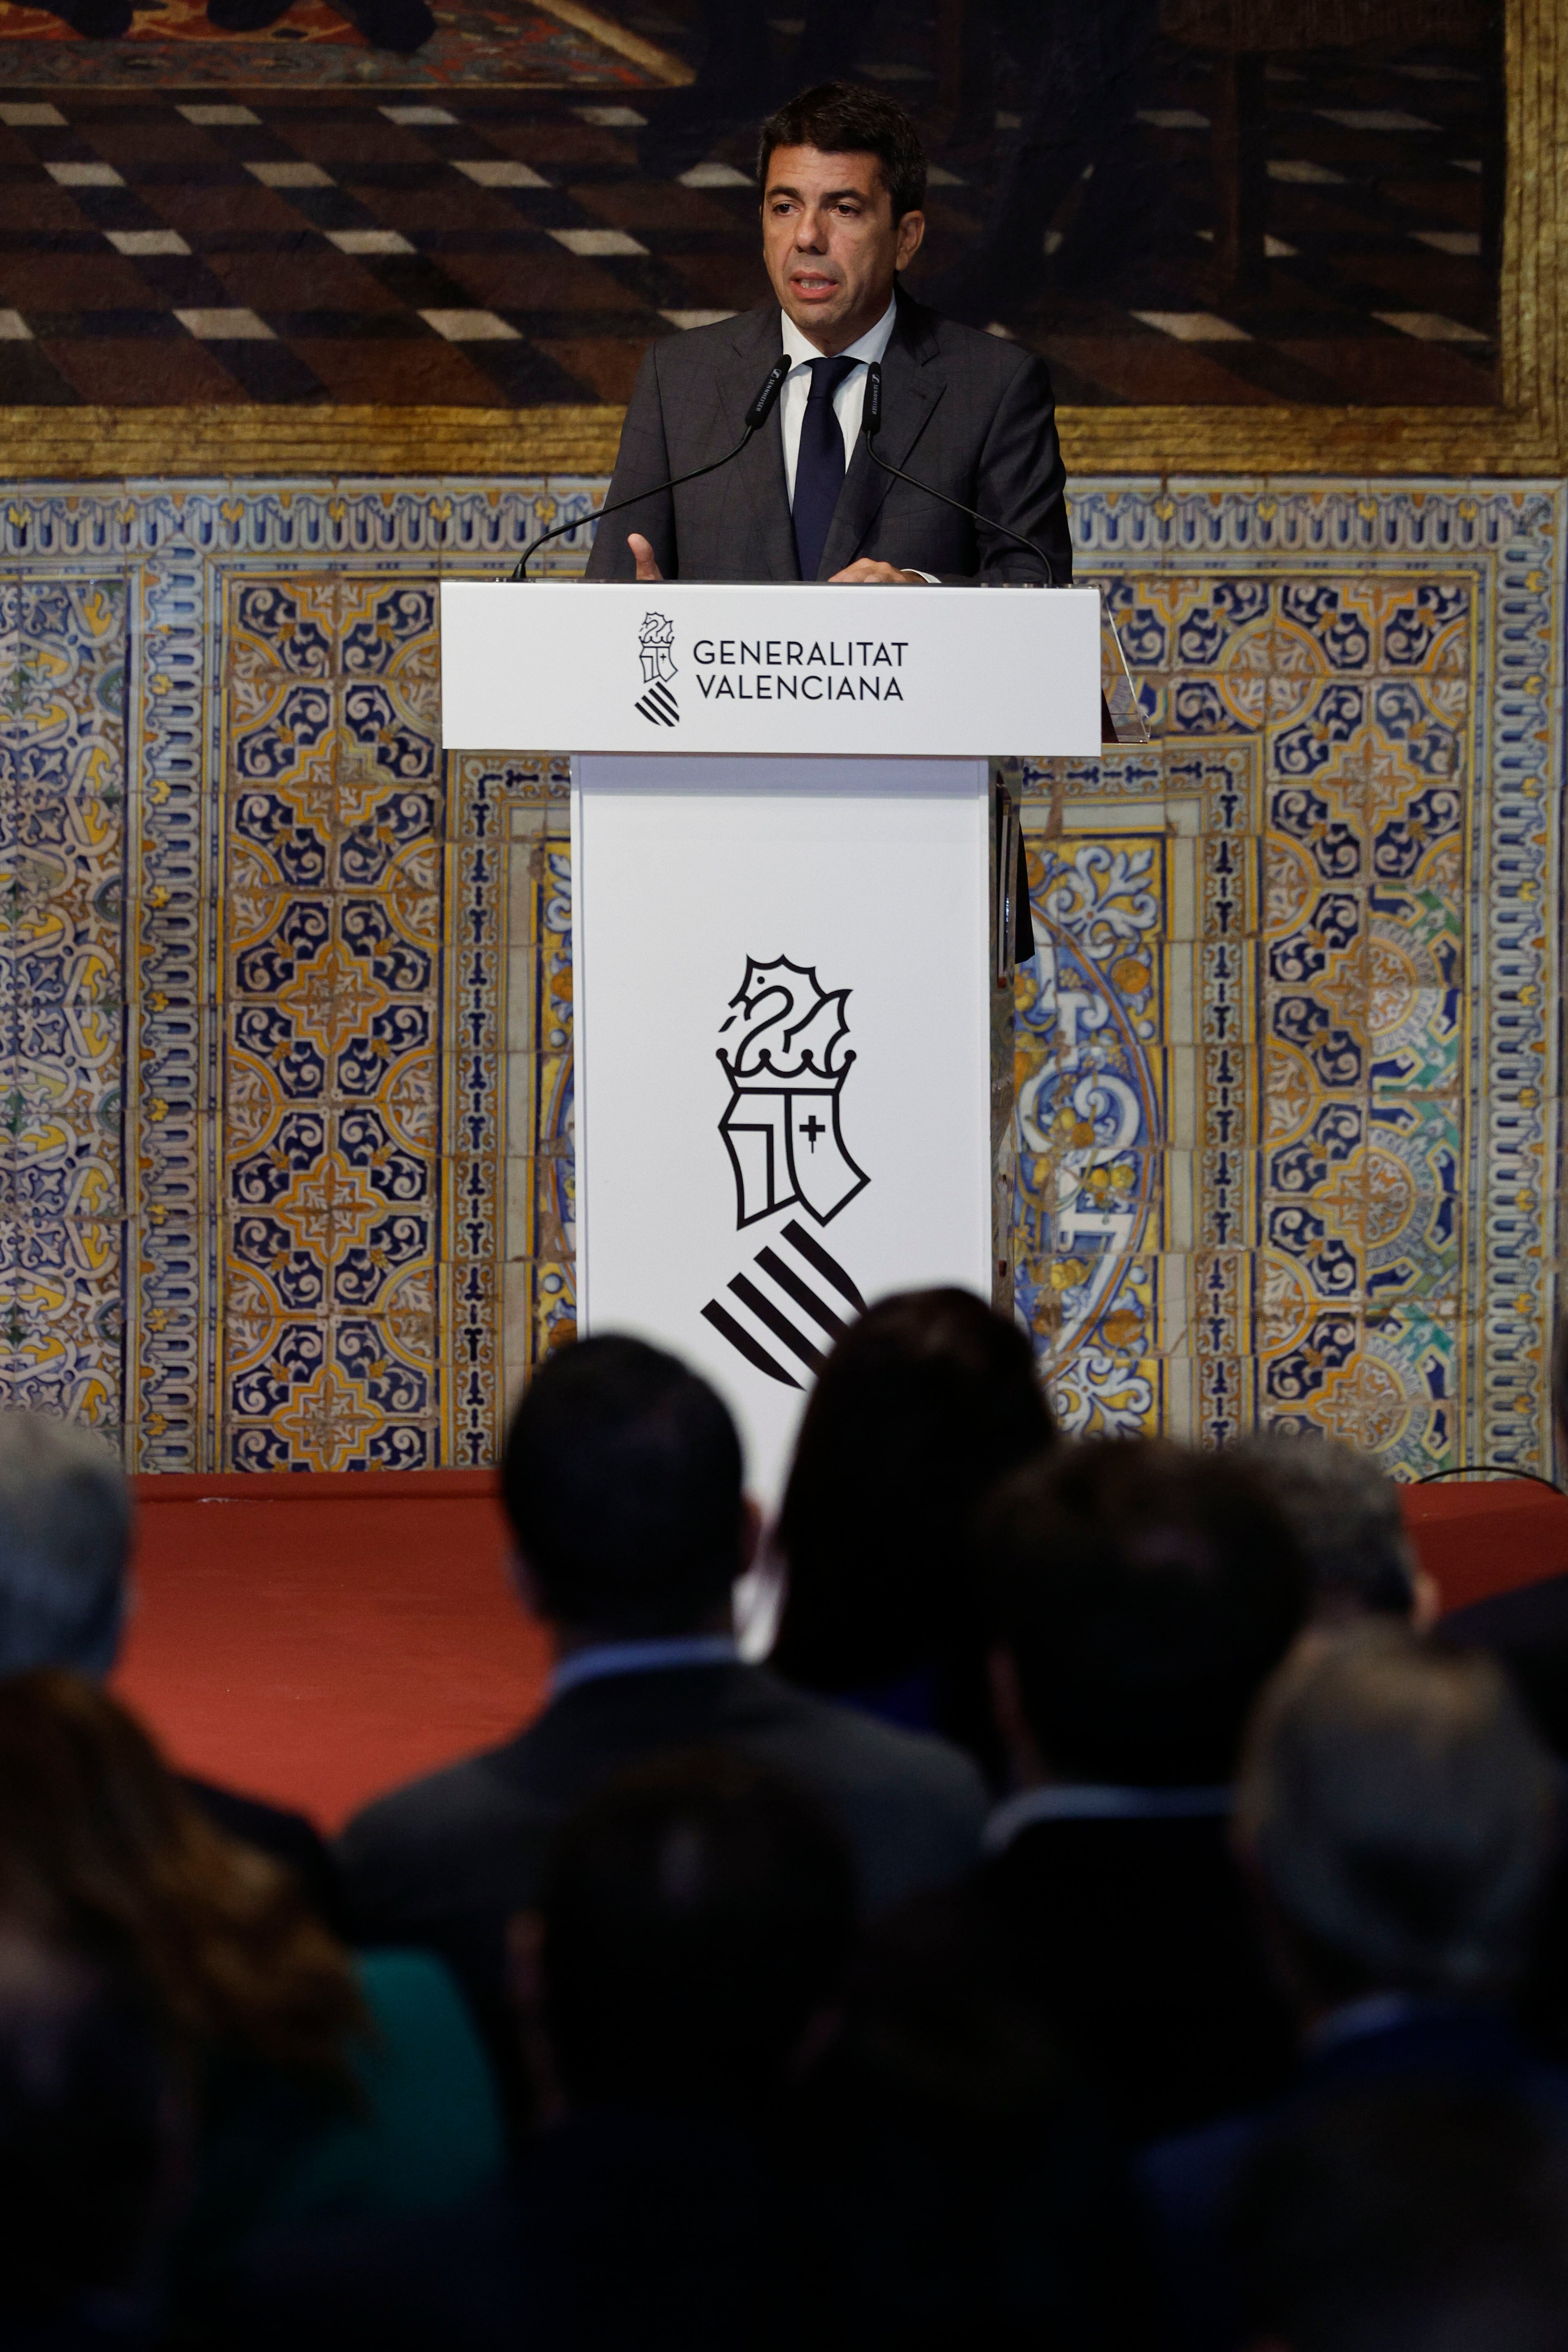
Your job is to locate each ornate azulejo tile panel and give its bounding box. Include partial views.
[0,577,126,1441]
[1017,476,1563,1479]
[0,475,1557,1480]
[222,576,444,1470]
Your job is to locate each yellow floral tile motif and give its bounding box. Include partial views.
[1024,525,1505,1475]
[0,576,125,1442]
[222,576,444,1471]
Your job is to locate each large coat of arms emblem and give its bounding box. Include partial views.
[716,954,869,1228]
[701,955,870,1388]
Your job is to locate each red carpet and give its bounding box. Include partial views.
[1398,1475,1568,1615]
[110,1470,1568,1839]
[114,1470,548,1833]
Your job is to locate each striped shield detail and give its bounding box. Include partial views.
[702,1219,866,1389]
[635,677,679,727]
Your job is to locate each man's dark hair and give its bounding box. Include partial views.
[502,1336,744,1637]
[1235,2084,1568,2352]
[982,1437,1310,1787]
[1226,1430,1418,1621]
[756,82,928,222]
[540,1750,855,2115]
[773,1288,1054,1697]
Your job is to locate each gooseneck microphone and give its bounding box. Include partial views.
[860,362,1058,586]
[507,352,794,582]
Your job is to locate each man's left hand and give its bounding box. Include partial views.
[828,560,929,586]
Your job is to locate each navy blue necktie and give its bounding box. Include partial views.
[791,354,858,581]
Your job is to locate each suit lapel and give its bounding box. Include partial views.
[713,309,798,581]
[818,292,947,579]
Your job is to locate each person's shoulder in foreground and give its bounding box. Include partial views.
[338,1331,987,1946]
[339,1648,987,1936]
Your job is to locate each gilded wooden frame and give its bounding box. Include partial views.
[0,0,1560,481]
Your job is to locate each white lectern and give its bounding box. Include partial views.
[441,581,1101,1505]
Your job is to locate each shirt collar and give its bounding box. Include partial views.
[549,1632,739,1701]
[779,291,898,376]
[984,1782,1233,1856]
[1304,1991,1445,2058]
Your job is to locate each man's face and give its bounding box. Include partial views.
[761,145,926,352]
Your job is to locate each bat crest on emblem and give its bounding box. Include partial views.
[715,954,869,1229]
[635,611,679,727]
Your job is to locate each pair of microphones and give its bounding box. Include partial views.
[507,352,1059,584]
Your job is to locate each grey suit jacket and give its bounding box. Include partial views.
[584,287,1073,586]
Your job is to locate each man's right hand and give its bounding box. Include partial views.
[628,533,663,582]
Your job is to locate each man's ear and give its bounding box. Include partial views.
[988,1644,1047,1787]
[506,1910,565,2125]
[506,1908,545,2016]
[509,1549,545,1619]
[740,1494,763,1575]
[895,207,926,271]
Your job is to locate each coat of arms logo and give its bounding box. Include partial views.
[702,954,870,1390]
[716,954,869,1229]
[635,611,679,728]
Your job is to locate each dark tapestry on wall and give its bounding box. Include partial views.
[0,0,1502,414]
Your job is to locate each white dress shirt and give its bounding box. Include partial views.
[777,295,936,579]
[777,294,898,506]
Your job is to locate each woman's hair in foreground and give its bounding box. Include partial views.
[773,1287,1054,1697]
[541,1749,855,2114]
[0,1671,364,2091]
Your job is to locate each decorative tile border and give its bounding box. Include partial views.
[0,575,127,1443]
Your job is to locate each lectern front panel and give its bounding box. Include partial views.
[573,754,993,1511]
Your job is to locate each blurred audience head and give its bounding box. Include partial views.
[1235,2083,1568,2352]
[1238,1624,1558,2009]
[533,1750,855,2119]
[982,1437,1309,1789]
[503,1337,748,1640]
[0,1927,186,2331]
[0,1411,131,1681]
[1227,1429,1433,1628]
[772,1288,1053,1740]
[0,1670,364,2092]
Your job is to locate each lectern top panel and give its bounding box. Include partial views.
[440,579,1102,758]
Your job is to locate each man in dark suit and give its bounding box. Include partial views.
[0,1411,344,1932]
[966,1437,1310,2149]
[337,1335,989,2071]
[1137,1624,1568,2352]
[585,81,1072,591]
